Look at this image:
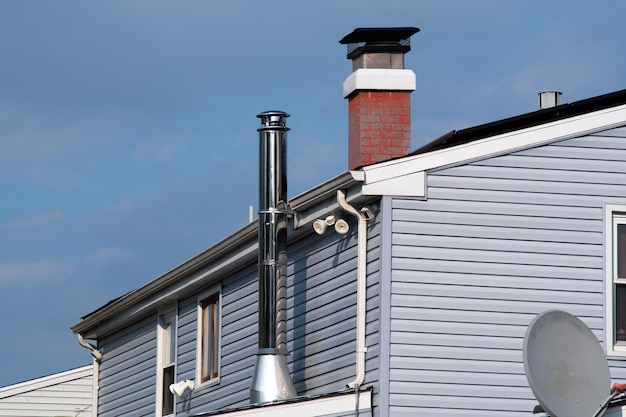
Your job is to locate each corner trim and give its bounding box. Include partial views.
[378,196,393,417]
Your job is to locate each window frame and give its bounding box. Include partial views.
[196,285,222,387]
[605,205,626,356]
[156,306,177,417]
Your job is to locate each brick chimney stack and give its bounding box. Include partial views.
[340,27,419,169]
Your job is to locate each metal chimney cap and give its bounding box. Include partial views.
[339,27,420,44]
[339,27,420,60]
[257,111,290,128]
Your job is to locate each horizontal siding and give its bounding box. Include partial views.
[168,214,382,415]
[98,314,156,417]
[0,368,93,417]
[388,126,626,416]
[179,266,258,414]
[288,219,381,395]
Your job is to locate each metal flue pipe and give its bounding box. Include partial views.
[250,111,297,404]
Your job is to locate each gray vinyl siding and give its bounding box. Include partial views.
[169,202,382,415]
[176,264,258,413]
[386,126,626,416]
[97,314,157,417]
[288,218,381,395]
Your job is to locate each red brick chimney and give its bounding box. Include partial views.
[340,27,419,169]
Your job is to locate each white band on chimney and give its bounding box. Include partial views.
[343,68,416,98]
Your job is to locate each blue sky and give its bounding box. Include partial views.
[1,0,625,386]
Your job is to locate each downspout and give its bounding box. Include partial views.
[76,333,101,416]
[90,356,99,417]
[337,190,369,389]
[77,333,102,361]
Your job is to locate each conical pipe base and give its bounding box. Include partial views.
[250,349,297,404]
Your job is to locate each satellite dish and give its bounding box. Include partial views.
[523,310,612,417]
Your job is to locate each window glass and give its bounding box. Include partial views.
[200,293,220,383]
[162,364,175,415]
[618,224,626,280]
[616,285,626,344]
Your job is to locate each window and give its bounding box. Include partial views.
[157,310,177,416]
[197,288,221,385]
[606,206,626,354]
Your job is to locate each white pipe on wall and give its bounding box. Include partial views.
[76,333,101,417]
[77,333,102,361]
[337,190,368,389]
[91,357,99,416]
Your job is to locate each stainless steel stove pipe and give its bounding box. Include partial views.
[250,111,297,404]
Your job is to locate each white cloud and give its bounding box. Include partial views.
[132,133,192,164]
[0,260,75,288]
[87,247,132,266]
[3,211,64,230]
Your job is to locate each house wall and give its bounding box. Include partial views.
[97,315,157,417]
[176,263,258,413]
[287,215,381,395]
[94,196,382,417]
[174,213,382,415]
[385,126,626,416]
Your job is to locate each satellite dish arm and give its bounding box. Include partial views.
[611,382,626,393]
[593,390,621,417]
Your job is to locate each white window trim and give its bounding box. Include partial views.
[196,284,222,388]
[605,205,626,356]
[156,305,177,417]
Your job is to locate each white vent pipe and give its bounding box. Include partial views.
[538,91,563,109]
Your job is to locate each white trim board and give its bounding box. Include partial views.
[213,391,372,417]
[358,103,626,197]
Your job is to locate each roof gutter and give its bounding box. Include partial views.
[70,221,258,337]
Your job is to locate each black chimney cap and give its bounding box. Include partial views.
[339,27,420,44]
[339,27,420,60]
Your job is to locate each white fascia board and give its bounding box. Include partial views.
[343,68,416,98]
[361,171,425,196]
[217,391,372,417]
[360,103,626,197]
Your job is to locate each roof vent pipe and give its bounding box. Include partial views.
[538,91,563,109]
[250,111,297,404]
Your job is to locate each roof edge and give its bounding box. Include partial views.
[413,88,626,155]
[72,172,359,337]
